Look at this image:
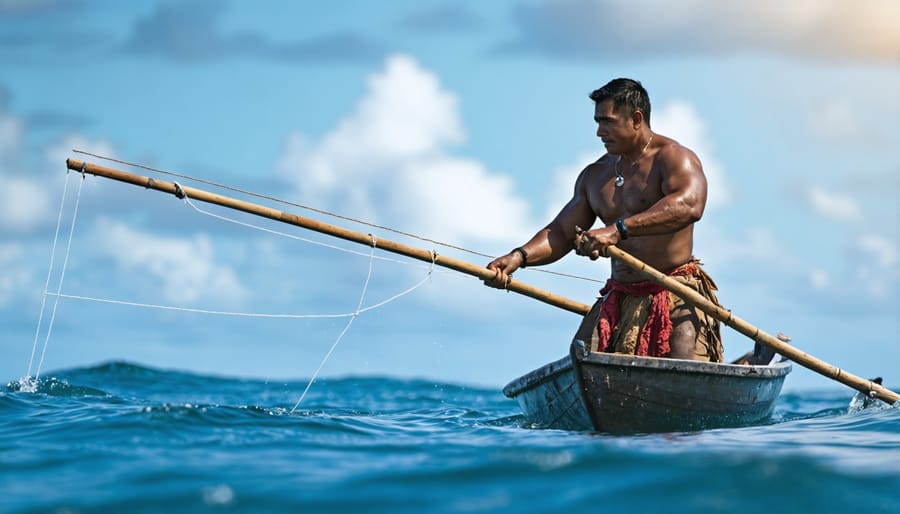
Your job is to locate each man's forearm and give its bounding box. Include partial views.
[619,195,703,237]
[519,224,575,266]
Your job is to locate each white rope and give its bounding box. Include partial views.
[34,171,86,380]
[43,272,432,318]
[178,192,438,271]
[28,172,440,405]
[36,189,438,319]
[291,235,382,414]
[28,170,72,378]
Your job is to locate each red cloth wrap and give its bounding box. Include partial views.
[596,263,697,357]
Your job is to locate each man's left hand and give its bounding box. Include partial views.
[574,226,619,260]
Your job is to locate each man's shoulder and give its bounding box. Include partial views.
[587,153,614,169]
[578,154,612,176]
[654,135,698,160]
[574,154,613,191]
[653,135,701,171]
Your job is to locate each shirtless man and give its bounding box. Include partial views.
[485,78,723,362]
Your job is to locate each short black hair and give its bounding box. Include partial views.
[589,78,651,126]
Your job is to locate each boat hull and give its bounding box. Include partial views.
[503,342,791,434]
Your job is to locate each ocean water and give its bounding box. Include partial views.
[2,362,898,514]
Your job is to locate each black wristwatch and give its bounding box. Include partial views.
[512,247,528,267]
[615,219,628,240]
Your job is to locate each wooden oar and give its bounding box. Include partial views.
[65,159,592,316]
[606,245,899,404]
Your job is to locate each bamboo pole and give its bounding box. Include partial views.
[66,159,896,402]
[606,246,899,404]
[65,159,592,316]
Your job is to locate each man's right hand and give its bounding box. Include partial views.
[483,251,524,289]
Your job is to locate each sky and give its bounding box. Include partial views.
[1,0,898,394]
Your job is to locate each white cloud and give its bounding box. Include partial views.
[652,101,732,209]
[278,54,533,246]
[0,176,53,232]
[0,131,119,233]
[393,157,530,243]
[810,268,829,290]
[510,0,900,61]
[807,101,863,143]
[807,186,863,222]
[0,108,43,231]
[0,109,21,162]
[338,54,465,158]
[44,133,116,169]
[91,218,246,305]
[0,243,31,306]
[850,234,898,298]
[543,152,594,221]
[696,224,782,264]
[0,108,101,233]
[857,234,897,268]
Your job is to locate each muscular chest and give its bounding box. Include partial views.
[586,161,662,223]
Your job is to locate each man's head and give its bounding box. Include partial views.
[590,78,651,127]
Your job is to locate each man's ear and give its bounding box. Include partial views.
[631,110,644,129]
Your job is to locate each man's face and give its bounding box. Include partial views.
[593,99,635,155]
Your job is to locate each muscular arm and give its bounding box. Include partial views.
[622,146,707,237]
[577,145,708,263]
[484,168,597,287]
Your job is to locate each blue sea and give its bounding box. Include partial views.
[3,362,898,514]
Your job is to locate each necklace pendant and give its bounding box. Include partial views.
[615,175,625,187]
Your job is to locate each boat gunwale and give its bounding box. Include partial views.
[503,351,792,399]
[502,355,573,398]
[580,351,792,378]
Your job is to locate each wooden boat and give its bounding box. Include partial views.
[503,340,792,434]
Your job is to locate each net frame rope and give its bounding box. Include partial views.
[28,166,438,407]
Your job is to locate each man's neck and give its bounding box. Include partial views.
[622,131,653,164]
